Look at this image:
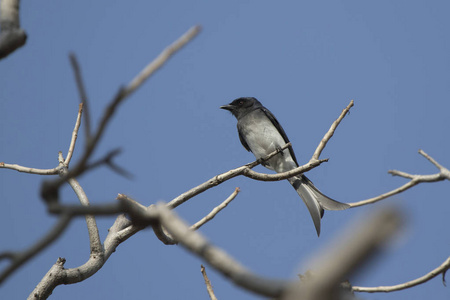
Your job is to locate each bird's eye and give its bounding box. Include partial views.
[238,101,243,106]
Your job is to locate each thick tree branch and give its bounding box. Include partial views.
[283,207,402,300]
[151,203,292,298]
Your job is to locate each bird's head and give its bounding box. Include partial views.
[220,97,261,119]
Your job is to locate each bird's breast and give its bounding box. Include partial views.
[239,115,296,172]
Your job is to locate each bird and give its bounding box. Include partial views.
[220,97,349,236]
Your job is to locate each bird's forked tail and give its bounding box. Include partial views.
[289,175,349,236]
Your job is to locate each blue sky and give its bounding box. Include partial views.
[1,1,450,299]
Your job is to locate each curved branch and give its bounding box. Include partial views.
[153,203,292,298]
[66,176,102,254]
[349,150,449,207]
[352,256,450,293]
[0,103,83,174]
[0,215,72,284]
[0,162,61,175]
[284,207,402,300]
[40,25,202,202]
[167,100,355,209]
[242,159,328,181]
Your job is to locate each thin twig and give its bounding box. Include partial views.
[312,100,354,161]
[65,103,83,166]
[86,25,202,165]
[191,188,240,231]
[353,256,450,293]
[69,54,91,139]
[124,25,202,98]
[41,25,202,200]
[0,104,83,174]
[0,162,60,175]
[349,151,449,207]
[201,265,218,300]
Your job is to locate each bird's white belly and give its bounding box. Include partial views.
[244,120,296,172]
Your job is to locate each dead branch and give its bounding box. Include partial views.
[191,187,240,231]
[0,103,83,175]
[201,265,218,300]
[69,54,91,139]
[349,150,450,207]
[39,25,202,203]
[352,255,450,293]
[283,207,402,300]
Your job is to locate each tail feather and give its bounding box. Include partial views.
[289,175,349,236]
[300,175,350,211]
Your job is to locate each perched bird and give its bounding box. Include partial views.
[221,97,349,236]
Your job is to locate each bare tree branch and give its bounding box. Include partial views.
[66,175,102,254]
[40,25,202,203]
[0,215,72,284]
[124,25,202,98]
[28,257,66,300]
[0,162,60,175]
[283,207,403,300]
[25,27,203,298]
[0,0,27,60]
[191,187,240,231]
[69,54,92,139]
[0,103,83,175]
[349,150,450,207]
[0,153,100,284]
[312,99,354,161]
[242,158,329,181]
[201,265,218,300]
[84,148,133,179]
[65,103,83,166]
[2,14,443,297]
[152,202,292,298]
[28,211,138,298]
[168,100,355,209]
[352,255,450,293]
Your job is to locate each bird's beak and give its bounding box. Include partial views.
[220,104,234,111]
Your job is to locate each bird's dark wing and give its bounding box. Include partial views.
[260,107,299,166]
[237,125,251,152]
